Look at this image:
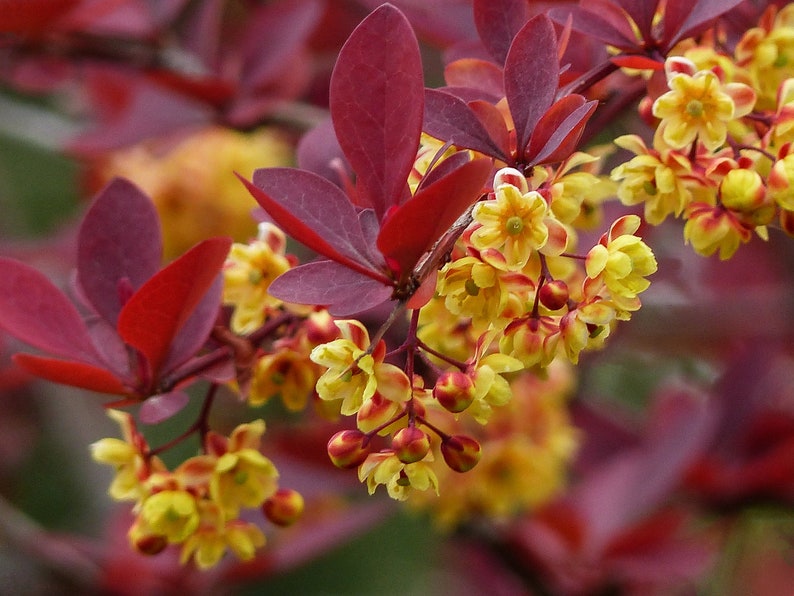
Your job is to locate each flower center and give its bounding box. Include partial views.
[686,99,704,117]
[464,279,480,296]
[642,180,658,196]
[505,216,524,235]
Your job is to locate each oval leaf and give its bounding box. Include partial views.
[525,96,597,166]
[117,237,232,378]
[0,258,102,364]
[504,14,559,156]
[268,260,394,316]
[377,158,491,282]
[243,168,389,284]
[78,178,162,325]
[424,89,508,161]
[139,390,191,424]
[13,354,128,395]
[473,0,531,64]
[329,4,424,220]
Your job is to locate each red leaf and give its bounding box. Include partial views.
[524,96,598,166]
[117,237,231,378]
[236,0,323,89]
[548,4,640,52]
[13,354,128,395]
[613,0,658,40]
[663,0,746,50]
[77,178,162,326]
[473,0,532,65]
[139,390,191,424]
[243,169,390,285]
[377,158,491,282]
[268,260,395,316]
[160,275,223,374]
[0,258,101,364]
[423,89,508,161]
[503,15,558,156]
[329,4,424,220]
[610,55,665,70]
[443,59,505,98]
[0,0,77,32]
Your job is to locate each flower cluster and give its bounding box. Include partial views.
[611,4,794,260]
[91,411,301,569]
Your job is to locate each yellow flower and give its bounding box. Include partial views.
[249,347,319,411]
[611,135,695,224]
[500,315,560,368]
[357,451,439,501]
[139,489,200,544]
[310,320,410,416]
[652,57,755,151]
[684,202,753,259]
[209,420,279,518]
[437,256,508,324]
[736,4,794,110]
[769,152,794,210]
[90,409,166,502]
[585,215,657,302]
[223,223,292,334]
[179,501,266,569]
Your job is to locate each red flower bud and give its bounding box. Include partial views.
[441,435,482,473]
[433,371,475,413]
[263,488,305,527]
[391,426,430,463]
[538,279,569,311]
[131,533,168,556]
[327,429,371,469]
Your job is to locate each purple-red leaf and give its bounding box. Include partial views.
[13,354,129,395]
[139,390,191,424]
[613,0,658,40]
[443,59,505,99]
[524,96,598,166]
[236,0,323,89]
[377,158,491,282]
[160,275,223,374]
[663,0,747,50]
[77,178,162,325]
[473,0,532,64]
[117,237,232,378]
[548,4,640,52]
[423,89,508,161]
[268,260,394,316]
[243,169,389,284]
[504,15,559,156]
[296,117,348,189]
[329,4,424,220]
[0,258,102,364]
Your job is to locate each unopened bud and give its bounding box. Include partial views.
[433,371,475,413]
[327,429,370,469]
[263,488,304,527]
[538,279,569,311]
[441,435,482,473]
[392,426,430,463]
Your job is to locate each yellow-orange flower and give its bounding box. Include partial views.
[209,420,279,518]
[357,451,439,501]
[311,320,410,415]
[223,223,292,334]
[653,57,755,151]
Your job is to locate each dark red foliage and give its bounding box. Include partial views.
[243,4,491,315]
[0,179,232,420]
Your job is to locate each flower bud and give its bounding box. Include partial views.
[441,435,482,473]
[263,488,304,527]
[538,279,569,311]
[391,426,430,464]
[327,429,370,469]
[433,371,475,413]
